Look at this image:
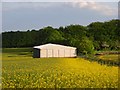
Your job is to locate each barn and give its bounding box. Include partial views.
[33,43,77,58]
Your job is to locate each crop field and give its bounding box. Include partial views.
[2,48,118,88]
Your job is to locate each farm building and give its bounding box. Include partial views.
[33,43,77,58]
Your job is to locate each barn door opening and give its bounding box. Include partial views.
[33,49,40,58]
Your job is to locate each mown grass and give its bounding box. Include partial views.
[2,48,119,88]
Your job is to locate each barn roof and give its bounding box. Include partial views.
[33,43,76,49]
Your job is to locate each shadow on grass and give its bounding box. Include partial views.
[3,48,33,57]
[17,53,32,57]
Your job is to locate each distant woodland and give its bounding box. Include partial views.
[2,19,120,54]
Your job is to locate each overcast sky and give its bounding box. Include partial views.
[2,1,118,32]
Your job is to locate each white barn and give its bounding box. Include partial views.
[33,43,77,58]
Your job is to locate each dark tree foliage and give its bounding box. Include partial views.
[2,19,120,54]
[87,19,120,50]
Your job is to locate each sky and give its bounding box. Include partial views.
[2,0,119,32]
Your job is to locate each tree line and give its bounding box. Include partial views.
[2,19,120,54]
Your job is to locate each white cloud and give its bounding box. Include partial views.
[69,0,118,16]
[2,0,118,16]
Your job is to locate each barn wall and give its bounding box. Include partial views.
[40,49,47,58]
[70,49,76,57]
[65,49,70,57]
[36,48,76,58]
[47,49,53,57]
[53,49,59,57]
[58,49,64,57]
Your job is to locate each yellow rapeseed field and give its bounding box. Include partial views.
[1,48,118,88]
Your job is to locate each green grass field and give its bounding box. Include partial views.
[98,54,119,62]
[2,48,118,88]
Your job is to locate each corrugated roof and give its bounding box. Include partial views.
[33,43,76,49]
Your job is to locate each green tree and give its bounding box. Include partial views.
[77,37,94,54]
[38,26,64,44]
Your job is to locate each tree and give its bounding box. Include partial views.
[38,26,64,44]
[77,37,94,54]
